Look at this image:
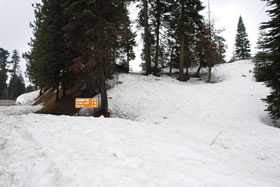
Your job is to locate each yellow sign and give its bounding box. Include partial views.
[75,98,98,108]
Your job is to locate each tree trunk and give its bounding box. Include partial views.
[169,47,174,75]
[179,34,185,81]
[185,66,189,80]
[56,84,59,102]
[144,0,151,75]
[112,46,116,66]
[178,0,185,81]
[126,41,130,73]
[154,0,160,75]
[62,81,66,97]
[207,66,212,82]
[195,64,202,77]
[99,64,109,117]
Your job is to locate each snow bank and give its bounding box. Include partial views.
[16,90,40,105]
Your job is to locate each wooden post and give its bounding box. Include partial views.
[77,108,80,116]
[93,108,96,117]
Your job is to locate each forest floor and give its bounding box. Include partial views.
[1,60,280,187]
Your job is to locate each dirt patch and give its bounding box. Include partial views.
[35,83,83,115]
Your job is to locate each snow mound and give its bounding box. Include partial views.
[16,90,40,105]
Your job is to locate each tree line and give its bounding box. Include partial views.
[0,48,28,100]
[24,0,229,116]
[138,0,227,81]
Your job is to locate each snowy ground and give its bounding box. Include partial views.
[1,60,280,187]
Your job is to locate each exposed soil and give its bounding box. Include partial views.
[34,83,83,115]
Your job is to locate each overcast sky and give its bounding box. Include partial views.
[0,0,41,81]
[0,0,270,76]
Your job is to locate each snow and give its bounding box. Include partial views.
[16,90,40,105]
[1,60,280,187]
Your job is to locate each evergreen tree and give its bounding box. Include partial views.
[114,14,136,72]
[0,48,10,99]
[25,1,74,102]
[180,0,204,81]
[235,16,251,59]
[214,34,226,64]
[196,23,214,79]
[196,21,218,82]
[149,0,167,74]
[24,3,47,89]
[143,0,152,75]
[254,31,270,82]
[138,0,171,74]
[8,75,25,100]
[8,50,25,100]
[195,18,226,80]
[257,0,280,122]
[165,0,204,81]
[121,29,137,72]
[64,0,134,116]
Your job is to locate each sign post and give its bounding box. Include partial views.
[75,98,98,116]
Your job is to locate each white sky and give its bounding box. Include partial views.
[0,0,270,76]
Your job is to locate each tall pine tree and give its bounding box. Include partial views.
[64,0,134,116]
[235,16,251,59]
[254,31,270,82]
[25,1,75,101]
[143,0,152,75]
[257,0,280,123]
[170,0,204,81]
[8,50,25,100]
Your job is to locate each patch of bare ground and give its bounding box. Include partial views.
[34,83,83,115]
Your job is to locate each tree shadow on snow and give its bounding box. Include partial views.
[260,114,280,128]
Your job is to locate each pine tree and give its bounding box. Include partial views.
[0,48,10,99]
[170,0,204,81]
[149,0,167,74]
[64,0,134,116]
[8,75,25,100]
[143,0,152,75]
[114,14,136,73]
[235,16,251,59]
[121,28,137,72]
[254,31,270,82]
[8,50,25,100]
[24,3,47,89]
[25,1,74,102]
[257,0,280,123]
[196,22,217,81]
[214,34,226,64]
[163,2,180,75]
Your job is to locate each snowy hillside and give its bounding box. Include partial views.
[1,60,280,187]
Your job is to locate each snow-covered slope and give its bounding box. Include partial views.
[1,60,280,187]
